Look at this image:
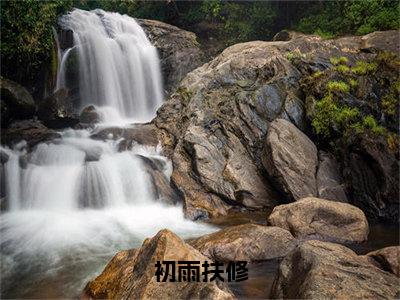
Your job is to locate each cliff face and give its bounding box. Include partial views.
[153,30,400,223]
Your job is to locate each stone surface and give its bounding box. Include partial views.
[79,105,100,125]
[1,77,35,126]
[37,88,79,128]
[262,118,318,201]
[189,224,296,262]
[316,151,348,202]
[137,19,204,95]
[271,240,400,299]
[83,229,234,300]
[1,120,61,149]
[267,197,369,243]
[367,246,400,277]
[153,31,400,220]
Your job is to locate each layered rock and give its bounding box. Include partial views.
[83,229,234,300]
[1,77,35,127]
[137,19,204,94]
[367,246,400,277]
[271,240,400,299]
[262,118,318,201]
[153,30,399,221]
[267,197,369,243]
[189,223,296,262]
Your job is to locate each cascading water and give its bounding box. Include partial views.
[0,9,214,299]
[57,9,164,123]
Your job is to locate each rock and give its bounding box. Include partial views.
[0,77,35,126]
[189,224,296,262]
[79,105,100,125]
[83,229,234,300]
[360,30,400,53]
[1,120,61,149]
[271,240,400,299]
[91,124,159,148]
[342,133,399,223]
[37,88,79,129]
[262,118,318,201]
[137,19,204,95]
[272,30,304,41]
[316,151,348,202]
[138,155,180,205]
[367,246,400,277]
[153,31,399,220]
[267,197,369,243]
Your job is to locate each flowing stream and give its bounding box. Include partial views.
[0,9,214,298]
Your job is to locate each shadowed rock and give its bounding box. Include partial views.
[367,246,400,277]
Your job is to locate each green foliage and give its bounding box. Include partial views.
[351,61,378,75]
[382,94,399,116]
[353,115,385,135]
[296,0,400,37]
[312,95,360,137]
[348,78,358,88]
[330,56,349,65]
[327,81,350,93]
[335,65,350,74]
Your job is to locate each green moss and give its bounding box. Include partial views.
[361,115,385,135]
[393,81,400,94]
[327,80,350,93]
[334,65,350,74]
[330,56,349,65]
[382,94,398,116]
[348,78,358,88]
[351,61,378,75]
[286,52,294,61]
[176,87,193,103]
[311,95,359,137]
[312,70,323,79]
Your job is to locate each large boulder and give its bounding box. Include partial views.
[271,240,400,299]
[367,246,400,277]
[83,229,234,300]
[189,223,296,262]
[153,31,399,220]
[267,197,369,243]
[262,118,318,201]
[0,77,35,127]
[137,19,204,95]
[79,105,100,125]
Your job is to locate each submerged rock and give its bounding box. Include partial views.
[189,224,296,262]
[267,197,369,243]
[367,246,400,277]
[271,240,400,299]
[83,229,234,300]
[262,118,318,201]
[0,77,35,127]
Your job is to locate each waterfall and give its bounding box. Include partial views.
[0,9,214,298]
[57,9,164,123]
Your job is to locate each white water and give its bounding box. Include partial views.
[1,9,214,298]
[58,9,164,123]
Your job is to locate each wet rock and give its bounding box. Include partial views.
[267,197,369,243]
[91,124,159,148]
[189,224,296,262]
[37,88,79,129]
[80,105,100,125]
[262,118,318,201]
[271,240,400,299]
[367,246,400,277]
[316,151,348,202]
[83,229,234,300]
[1,120,61,149]
[0,77,35,126]
[342,133,399,223]
[138,155,180,205]
[0,149,9,164]
[137,19,204,95]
